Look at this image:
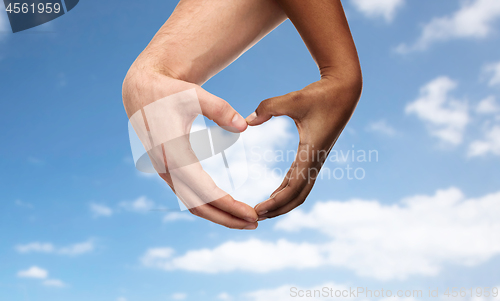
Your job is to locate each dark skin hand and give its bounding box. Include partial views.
[246,0,363,220]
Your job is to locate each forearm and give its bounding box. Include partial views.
[132,0,286,86]
[123,0,290,229]
[246,1,363,219]
[274,0,361,85]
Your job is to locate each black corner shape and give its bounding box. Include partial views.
[3,0,79,33]
[64,0,78,12]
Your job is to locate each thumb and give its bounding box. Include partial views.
[196,88,248,133]
[245,91,300,126]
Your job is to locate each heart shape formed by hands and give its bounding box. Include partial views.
[123,0,362,230]
[125,67,361,230]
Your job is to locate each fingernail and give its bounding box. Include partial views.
[246,112,257,124]
[244,224,257,230]
[231,114,247,130]
[245,217,257,223]
[258,210,268,216]
[258,217,267,221]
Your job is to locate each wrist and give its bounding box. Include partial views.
[320,61,362,86]
[321,68,363,99]
[309,68,363,121]
[135,45,214,85]
[131,50,184,81]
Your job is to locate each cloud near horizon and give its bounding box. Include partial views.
[139,187,500,281]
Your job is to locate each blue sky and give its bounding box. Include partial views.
[1,0,500,300]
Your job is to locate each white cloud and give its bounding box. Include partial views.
[141,187,500,280]
[231,117,294,207]
[397,0,500,53]
[217,292,233,300]
[58,240,94,256]
[198,117,294,208]
[468,125,500,156]
[141,247,175,265]
[406,76,469,145]
[17,266,48,279]
[117,298,128,301]
[17,267,66,288]
[90,203,113,217]
[483,61,500,87]
[163,212,195,223]
[365,119,397,136]
[276,187,500,280]
[172,293,187,300]
[350,0,404,22]
[16,243,54,253]
[42,279,66,288]
[476,96,499,114]
[468,94,500,157]
[140,239,324,273]
[119,196,155,213]
[16,240,94,256]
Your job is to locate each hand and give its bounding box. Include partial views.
[123,62,259,230]
[246,0,362,219]
[246,76,362,219]
[120,0,287,230]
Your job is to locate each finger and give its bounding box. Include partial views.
[269,163,294,198]
[260,181,315,219]
[254,163,307,215]
[181,172,258,223]
[168,171,257,229]
[255,164,294,219]
[196,88,248,133]
[164,134,258,222]
[245,91,302,126]
[158,172,175,191]
[261,158,321,218]
[190,203,259,230]
[254,143,320,215]
[210,194,259,223]
[174,178,258,230]
[169,157,258,222]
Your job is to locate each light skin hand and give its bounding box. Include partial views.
[124,69,258,229]
[246,0,363,219]
[123,0,286,229]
